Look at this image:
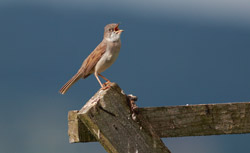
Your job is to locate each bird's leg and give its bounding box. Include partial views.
[95,72,104,88]
[98,73,111,86]
[95,72,110,90]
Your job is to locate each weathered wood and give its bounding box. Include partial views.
[140,102,250,137]
[68,110,96,143]
[69,102,250,143]
[76,83,171,153]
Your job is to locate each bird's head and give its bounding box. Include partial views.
[104,23,124,42]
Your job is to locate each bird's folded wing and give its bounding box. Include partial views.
[79,41,107,78]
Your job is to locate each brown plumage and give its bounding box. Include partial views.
[59,23,123,94]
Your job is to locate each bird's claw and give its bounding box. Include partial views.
[103,81,111,86]
[101,85,111,90]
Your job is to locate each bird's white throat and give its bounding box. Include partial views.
[105,32,121,42]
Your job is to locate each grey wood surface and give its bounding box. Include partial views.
[69,100,250,143]
[74,83,170,153]
[140,102,250,137]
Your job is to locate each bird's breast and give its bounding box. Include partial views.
[94,41,121,73]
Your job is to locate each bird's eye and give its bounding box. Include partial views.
[109,29,113,32]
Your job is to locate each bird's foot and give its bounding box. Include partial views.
[101,85,111,90]
[102,81,111,86]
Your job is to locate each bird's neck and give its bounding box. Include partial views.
[104,36,121,42]
[104,38,121,52]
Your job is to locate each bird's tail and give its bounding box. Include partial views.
[59,72,82,94]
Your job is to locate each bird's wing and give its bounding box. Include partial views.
[79,41,107,78]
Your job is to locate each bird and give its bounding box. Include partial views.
[59,23,124,94]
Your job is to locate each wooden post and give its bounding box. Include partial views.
[76,83,171,153]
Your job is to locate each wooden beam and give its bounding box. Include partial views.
[75,83,171,153]
[69,101,250,143]
[139,102,250,137]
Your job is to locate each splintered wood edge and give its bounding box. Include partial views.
[76,82,170,153]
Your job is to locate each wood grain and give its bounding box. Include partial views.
[69,101,250,143]
[139,102,250,137]
[75,83,170,153]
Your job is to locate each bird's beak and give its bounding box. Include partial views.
[115,23,124,33]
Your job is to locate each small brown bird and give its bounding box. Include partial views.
[59,23,124,94]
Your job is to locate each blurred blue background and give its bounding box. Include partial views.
[1,0,250,152]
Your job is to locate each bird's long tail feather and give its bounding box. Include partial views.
[59,72,82,94]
